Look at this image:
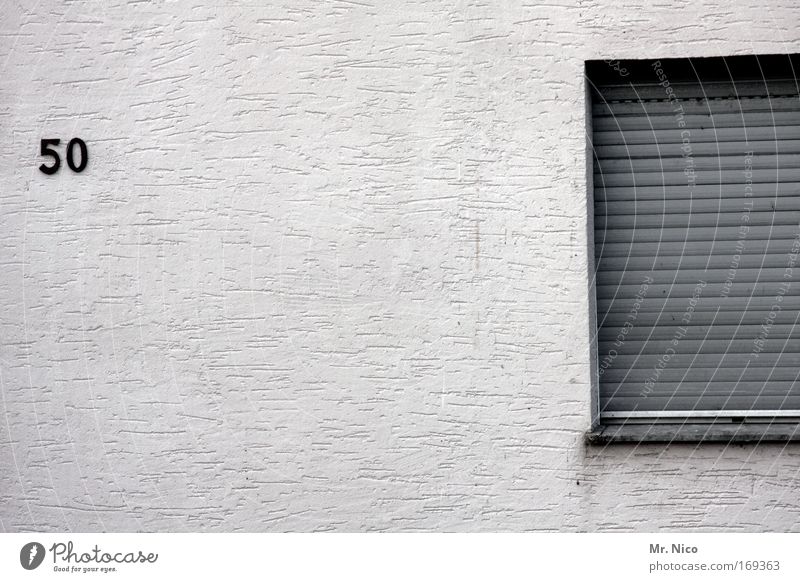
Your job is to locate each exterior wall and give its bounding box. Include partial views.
[2,0,800,532]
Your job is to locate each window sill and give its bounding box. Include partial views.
[585,423,800,445]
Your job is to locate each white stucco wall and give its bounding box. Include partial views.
[2,0,800,532]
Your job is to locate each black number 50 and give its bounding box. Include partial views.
[39,138,88,174]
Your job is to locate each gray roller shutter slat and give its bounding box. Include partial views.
[597,154,800,173]
[593,111,800,131]
[599,324,800,341]
[596,224,800,242]
[600,367,800,383]
[593,126,800,145]
[601,396,800,413]
[598,283,792,300]
[599,339,794,355]
[596,197,794,215]
[597,268,794,285]
[596,254,797,270]
[597,296,800,313]
[600,311,792,327]
[593,96,800,116]
[607,353,800,368]
[592,80,800,100]
[597,141,800,158]
[596,240,797,257]
[596,212,794,228]
[604,382,800,394]
[598,183,800,201]
[595,169,800,187]
[593,112,800,132]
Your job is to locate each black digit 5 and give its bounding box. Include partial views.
[39,139,60,174]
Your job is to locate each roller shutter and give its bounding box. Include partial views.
[590,56,800,422]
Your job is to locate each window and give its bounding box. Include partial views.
[586,54,800,442]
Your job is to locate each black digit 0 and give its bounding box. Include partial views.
[66,138,88,172]
[39,138,60,174]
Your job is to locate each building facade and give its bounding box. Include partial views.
[2,0,800,531]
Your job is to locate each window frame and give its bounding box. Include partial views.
[583,55,800,444]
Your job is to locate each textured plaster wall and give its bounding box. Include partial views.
[2,0,800,532]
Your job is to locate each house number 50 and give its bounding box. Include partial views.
[39,138,88,174]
